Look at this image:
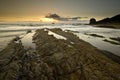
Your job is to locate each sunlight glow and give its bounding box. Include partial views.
[41,18,58,23]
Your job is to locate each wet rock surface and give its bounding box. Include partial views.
[85,33,104,38]
[0,28,120,80]
[103,39,120,45]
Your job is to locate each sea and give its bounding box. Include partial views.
[0,21,120,56]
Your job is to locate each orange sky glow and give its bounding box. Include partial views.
[0,0,120,22]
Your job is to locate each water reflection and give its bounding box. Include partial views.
[21,32,36,49]
[74,33,120,56]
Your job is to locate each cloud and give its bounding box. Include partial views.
[45,13,69,21]
[46,14,60,19]
[45,13,88,21]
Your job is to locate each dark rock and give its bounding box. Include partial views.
[26,30,32,34]
[13,36,20,41]
[90,14,120,25]
[52,22,55,24]
[103,39,120,45]
[89,18,96,24]
[87,34,104,38]
[110,37,120,42]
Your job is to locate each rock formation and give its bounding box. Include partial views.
[89,18,96,24]
[89,14,120,25]
[0,28,120,80]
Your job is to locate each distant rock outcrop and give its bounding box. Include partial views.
[89,18,96,24]
[89,14,120,25]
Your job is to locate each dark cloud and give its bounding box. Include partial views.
[45,13,68,21]
[46,14,60,19]
[45,13,88,21]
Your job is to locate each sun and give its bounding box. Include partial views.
[41,18,58,23]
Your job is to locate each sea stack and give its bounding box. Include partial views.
[89,18,96,24]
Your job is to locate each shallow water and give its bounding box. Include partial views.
[61,25,120,56]
[74,33,120,56]
[0,24,120,56]
[46,29,67,40]
[21,32,36,49]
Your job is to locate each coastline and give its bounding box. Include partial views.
[89,24,120,29]
[0,28,120,80]
[101,50,120,64]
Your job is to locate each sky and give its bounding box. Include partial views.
[0,0,120,21]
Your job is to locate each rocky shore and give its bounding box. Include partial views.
[0,28,120,80]
[89,14,120,29]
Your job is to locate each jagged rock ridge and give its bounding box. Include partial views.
[0,28,120,80]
